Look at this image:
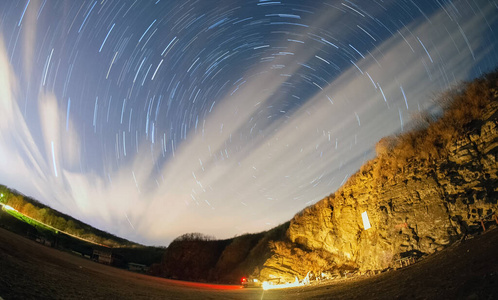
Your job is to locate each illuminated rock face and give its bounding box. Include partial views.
[259,98,498,281]
[159,82,498,284]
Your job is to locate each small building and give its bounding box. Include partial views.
[92,249,125,267]
[35,236,52,247]
[127,262,149,273]
[92,249,113,264]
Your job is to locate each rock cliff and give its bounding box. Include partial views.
[159,71,498,284]
[258,72,498,282]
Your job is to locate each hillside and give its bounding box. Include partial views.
[158,70,498,284]
[0,185,139,248]
[0,187,166,267]
[151,223,289,283]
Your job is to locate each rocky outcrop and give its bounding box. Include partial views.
[258,74,498,281]
[158,72,498,284]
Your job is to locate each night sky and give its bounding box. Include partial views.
[0,0,497,245]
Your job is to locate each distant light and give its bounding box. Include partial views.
[262,277,303,290]
[362,211,371,230]
[4,205,15,211]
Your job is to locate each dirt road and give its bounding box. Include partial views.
[1,226,497,299]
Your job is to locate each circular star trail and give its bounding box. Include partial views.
[0,0,497,245]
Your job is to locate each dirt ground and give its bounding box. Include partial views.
[1,226,497,300]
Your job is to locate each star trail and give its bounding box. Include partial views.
[0,0,497,245]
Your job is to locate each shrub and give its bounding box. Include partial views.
[375,136,398,157]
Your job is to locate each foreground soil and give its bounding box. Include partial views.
[0,226,497,300]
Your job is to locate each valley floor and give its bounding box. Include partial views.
[0,226,497,299]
